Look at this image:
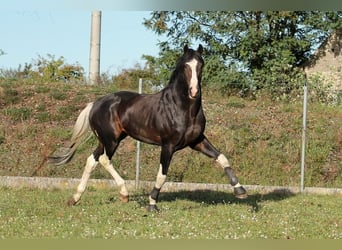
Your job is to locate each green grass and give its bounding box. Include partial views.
[4,107,32,121]
[0,187,341,239]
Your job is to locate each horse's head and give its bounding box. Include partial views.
[181,44,204,99]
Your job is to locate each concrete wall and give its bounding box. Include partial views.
[1,176,342,196]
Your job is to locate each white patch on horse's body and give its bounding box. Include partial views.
[186,58,199,98]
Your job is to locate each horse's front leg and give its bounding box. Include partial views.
[147,145,174,212]
[190,135,247,199]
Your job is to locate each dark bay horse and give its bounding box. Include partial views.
[48,45,247,211]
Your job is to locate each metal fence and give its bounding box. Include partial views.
[134,79,310,193]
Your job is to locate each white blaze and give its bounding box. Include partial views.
[186,59,199,98]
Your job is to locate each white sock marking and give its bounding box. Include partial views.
[149,196,157,205]
[73,154,98,202]
[155,164,167,189]
[234,183,241,188]
[99,153,128,196]
[216,154,230,168]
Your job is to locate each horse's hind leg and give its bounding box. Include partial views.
[99,153,129,202]
[190,135,247,199]
[68,153,98,206]
[98,142,129,202]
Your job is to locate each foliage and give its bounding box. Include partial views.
[141,45,251,96]
[143,11,342,96]
[308,73,342,105]
[202,55,250,95]
[142,49,182,85]
[111,63,159,92]
[3,54,85,83]
[109,61,168,93]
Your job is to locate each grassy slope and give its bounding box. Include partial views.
[0,79,341,188]
[0,187,341,239]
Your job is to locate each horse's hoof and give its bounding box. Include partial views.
[147,204,160,212]
[119,193,129,203]
[66,197,77,206]
[234,186,248,199]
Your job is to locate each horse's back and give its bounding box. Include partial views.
[91,91,139,112]
[114,91,141,101]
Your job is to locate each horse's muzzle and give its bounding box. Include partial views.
[189,87,199,99]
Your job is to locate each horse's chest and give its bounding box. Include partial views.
[184,120,205,142]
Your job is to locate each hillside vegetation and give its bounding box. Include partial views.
[0,78,341,188]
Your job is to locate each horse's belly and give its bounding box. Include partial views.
[128,129,162,145]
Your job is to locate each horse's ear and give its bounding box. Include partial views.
[183,44,189,53]
[197,44,203,55]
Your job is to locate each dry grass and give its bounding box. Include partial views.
[0,79,341,188]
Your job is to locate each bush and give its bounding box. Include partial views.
[11,54,85,83]
[308,73,342,105]
[202,55,251,96]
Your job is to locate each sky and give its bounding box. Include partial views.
[0,9,163,75]
[2,1,336,77]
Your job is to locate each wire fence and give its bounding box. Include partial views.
[134,79,310,193]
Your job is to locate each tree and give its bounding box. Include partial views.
[144,11,342,95]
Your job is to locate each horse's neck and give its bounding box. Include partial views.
[164,81,202,118]
[189,96,202,118]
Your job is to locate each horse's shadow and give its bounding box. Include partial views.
[131,188,296,213]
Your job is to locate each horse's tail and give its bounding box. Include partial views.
[48,102,94,166]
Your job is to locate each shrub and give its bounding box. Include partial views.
[308,73,341,105]
[15,54,85,83]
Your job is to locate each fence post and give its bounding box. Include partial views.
[135,78,143,189]
[300,82,308,193]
